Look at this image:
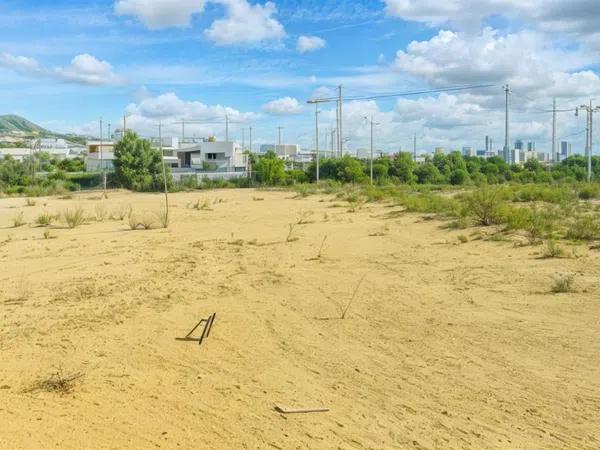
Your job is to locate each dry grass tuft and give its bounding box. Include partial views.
[24,368,83,395]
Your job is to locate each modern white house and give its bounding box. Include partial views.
[0,148,32,161]
[85,140,116,172]
[176,141,247,173]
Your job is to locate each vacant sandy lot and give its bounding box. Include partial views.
[1,188,599,449]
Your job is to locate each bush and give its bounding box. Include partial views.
[543,239,565,258]
[36,212,54,226]
[462,185,506,226]
[551,275,575,293]
[566,215,600,241]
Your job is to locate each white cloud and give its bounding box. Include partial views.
[261,97,303,115]
[384,0,600,42]
[393,28,594,92]
[0,52,124,86]
[296,35,326,54]
[122,92,257,136]
[115,0,206,29]
[204,0,285,45]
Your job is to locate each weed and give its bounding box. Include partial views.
[61,205,86,228]
[12,211,26,228]
[43,229,54,240]
[551,275,575,293]
[286,223,299,242]
[252,196,264,201]
[543,239,565,258]
[24,367,83,395]
[110,204,132,221]
[458,234,469,243]
[155,207,169,229]
[94,202,107,222]
[25,198,36,207]
[36,212,54,227]
[566,215,600,241]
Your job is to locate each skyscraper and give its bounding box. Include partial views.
[527,141,536,152]
[515,139,523,150]
[560,141,571,158]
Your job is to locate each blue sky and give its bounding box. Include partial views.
[2,0,600,153]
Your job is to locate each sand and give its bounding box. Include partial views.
[1,188,599,449]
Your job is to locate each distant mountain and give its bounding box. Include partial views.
[0,115,87,145]
[0,115,48,134]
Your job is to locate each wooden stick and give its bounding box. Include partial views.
[274,404,329,414]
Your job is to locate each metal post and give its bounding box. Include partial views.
[225,115,229,142]
[370,117,374,185]
[159,120,169,224]
[413,133,417,162]
[315,104,320,183]
[338,85,343,156]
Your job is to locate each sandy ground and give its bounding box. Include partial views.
[1,188,599,449]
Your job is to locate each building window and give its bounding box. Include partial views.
[207,153,217,160]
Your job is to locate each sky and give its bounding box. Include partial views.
[1,0,600,154]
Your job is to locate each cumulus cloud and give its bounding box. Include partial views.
[204,0,285,45]
[115,0,206,29]
[261,97,303,115]
[122,92,256,136]
[296,35,326,54]
[393,28,596,93]
[0,52,124,86]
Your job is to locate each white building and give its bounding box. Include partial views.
[176,141,247,173]
[0,148,32,162]
[86,140,115,172]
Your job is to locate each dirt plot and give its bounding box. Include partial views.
[1,189,599,449]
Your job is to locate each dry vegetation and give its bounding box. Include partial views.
[1,187,599,449]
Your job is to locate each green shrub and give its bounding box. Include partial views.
[565,215,600,241]
[462,185,506,226]
[543,239,565,258]
[35,212,54,226]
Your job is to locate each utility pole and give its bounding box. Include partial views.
[315,104,320,183]
[123,115,127,135]
[181,119,185,143]
[576,101,600,182]
[100,118,107,198]
[338,85,343,156]
[331,129,336,156]
[413,133,417,162]
[503,85,510,164]
[242,128,245,150]
[551,98,557,165]
[225,115,229,142]
[277,126,283,146]
[336,99,340,157]
[108,123,111,141]
[249,126,253,153]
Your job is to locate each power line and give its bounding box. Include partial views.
[307,84,496,104]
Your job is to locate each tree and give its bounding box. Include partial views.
[113,131,171,191]
[390,152,416,184]
[254,151,285,185]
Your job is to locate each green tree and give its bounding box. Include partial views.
[390,152,416,184]
[113,131,171,191]
[254,151,285,185]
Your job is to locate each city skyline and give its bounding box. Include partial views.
[1,0,600,153]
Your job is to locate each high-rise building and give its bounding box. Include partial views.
[435,147,445,155]
[560,141,571,158]
[515,139,524,151]
[527,141,536,152]
[462,146,476,157]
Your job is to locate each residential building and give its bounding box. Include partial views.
[527,141,536,152]
[434,147,445,155]
[175,141,247,173]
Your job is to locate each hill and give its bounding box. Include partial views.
[0,115,48,134]
[0,115,87,145]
